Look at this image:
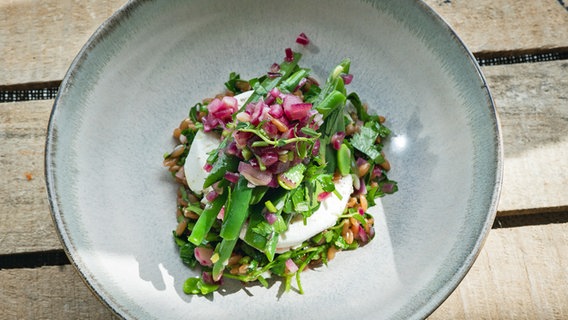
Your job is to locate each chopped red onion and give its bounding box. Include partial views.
[285,103,312,121]
[381,182,395,194]
[284,48,294,62]
[331,131,346,150]
[260,150,279,167]
[238,161,273,186]
[341,73,353,85]
[295,32,310,46]
[269,87,281,97]
[217,206,225,220]
[269,103,284,118]
[267,72,282,79]
[265,212,278,225]
[175,166,185,180]
[358,225,368,243]
[311,139,321,156]
[317,192,331,202]
[194,247,214,267]
[263,121,279,138]
[202,271,223,285]
[206,190,218,202]
[294,77,308,92]
[233,131,253,148]
[203,163,213,173]
[285,258,299,273]
[270,63,281,73]
[371,166,383,179]
[358,207,365,215]
[224,172,240,184]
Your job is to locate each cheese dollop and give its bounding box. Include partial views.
[183,90,354,252]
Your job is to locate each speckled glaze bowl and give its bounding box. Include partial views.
[45,0,502,319]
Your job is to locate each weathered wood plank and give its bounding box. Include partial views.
[484,60,568,214]
[431,220,568,319]
[0,0,126,87]
[423,0,568,56]
[0,100,60,254]
[1,60,567,254]
[1,0,567,86]
[0,265,118,320]
[1,222,566,319]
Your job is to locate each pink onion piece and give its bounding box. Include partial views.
[260,150,279,167]
[285,258,299,273]
[358,225,369,243]
[270,63,280,73]
[317,192,331,202]
[295,32,310,45]
[224,172,240,184]
[269,104,284,118]
[269,87,281,97]
[264,212,278,225]
[331,131,346,150]
[175,166,185,180]
[267,72,282,79]
[341,73,353,85]
[205,190,218,202]
[202,271,223,285]
[285,103,312,121]
[217,206,225,220]
[203,163,213,173]
[284,48,294,62]
[194,247,214,267]
[311,139,321,156]
[371,166,383,179]
[381,182,395,194]
[238,161,273,186]
[294,77,308,92]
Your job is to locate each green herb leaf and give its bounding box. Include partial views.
[350,126,383,163]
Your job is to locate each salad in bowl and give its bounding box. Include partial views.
[163,43,397,295]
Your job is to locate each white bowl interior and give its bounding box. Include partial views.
[46,0,501,319]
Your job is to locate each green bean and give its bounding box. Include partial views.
[203,152,239,189]
[337,143,351,176]
[315,90,346,119]
[188,191,228,246]
[219,176,252,240]
[280,69,309,92]
[212,237,238,280]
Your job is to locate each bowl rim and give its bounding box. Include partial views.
[44,0,504,319]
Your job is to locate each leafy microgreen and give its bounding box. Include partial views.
[350,126,384,163]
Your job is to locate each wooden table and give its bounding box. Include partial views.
[1,1,567,318]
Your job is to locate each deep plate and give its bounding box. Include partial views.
[46,0,502,319]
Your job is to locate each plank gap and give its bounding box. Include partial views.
[493,210,568,229]
[0,249,69,270]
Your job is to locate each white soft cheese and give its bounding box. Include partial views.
[183,91,253,194]
[274,174,353,253]
[184,89,354,252]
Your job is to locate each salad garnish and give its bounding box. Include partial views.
[163,40,397,295]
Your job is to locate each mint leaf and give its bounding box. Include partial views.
[350,126,383,163]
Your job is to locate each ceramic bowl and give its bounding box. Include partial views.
[46,0,502,319]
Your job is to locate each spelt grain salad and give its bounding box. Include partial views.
[163,36,397,295]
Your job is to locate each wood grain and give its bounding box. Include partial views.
[484,60,568,214]
[1,0,567,86]
[0,0,126,87]
[1,60,567,255]
[423,0,568,56]
[0,265,118,320]
[430,221,568,319]
[0,100,60,254]
[1,222,566,319]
